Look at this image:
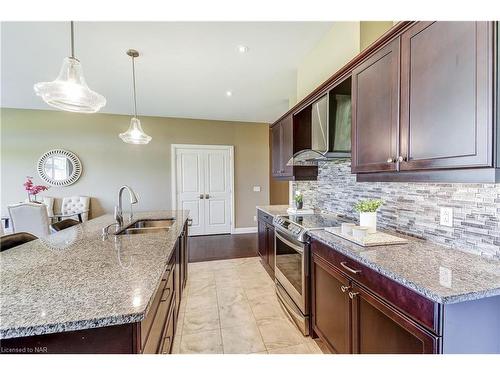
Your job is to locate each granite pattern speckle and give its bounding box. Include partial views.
[309,229,500,304]
[0,210,189,339]
[256,205,291,217]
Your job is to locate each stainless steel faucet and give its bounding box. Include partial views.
[114,185,138,227]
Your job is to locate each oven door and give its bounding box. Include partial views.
[274,229,306,313]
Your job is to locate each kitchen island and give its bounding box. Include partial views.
[0,210,189,354]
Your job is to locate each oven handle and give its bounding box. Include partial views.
[275,230,304,254]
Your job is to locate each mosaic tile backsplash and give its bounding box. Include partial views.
[293,160,500,259]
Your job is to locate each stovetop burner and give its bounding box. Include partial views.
[273,213,348,243]
[281,214,345,229]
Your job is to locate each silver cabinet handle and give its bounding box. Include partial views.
[199,194,204,199]
[205,194,209,199]
[387,157,396,163]
[340,285,351,293]
[340,261,361,274]
[349,291,359,299]
[398,156,407,162]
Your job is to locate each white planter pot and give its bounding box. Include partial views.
[359,212,377,234]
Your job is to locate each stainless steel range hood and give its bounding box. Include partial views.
[287,83,352,167]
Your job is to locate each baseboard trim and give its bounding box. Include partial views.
[231,226,257,234]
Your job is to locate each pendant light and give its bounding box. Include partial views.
[119,49,152,145]
[34,21,106,113]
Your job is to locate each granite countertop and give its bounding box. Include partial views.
[309,229,500,304]
[0,210,189,339]
[256,205,291,217]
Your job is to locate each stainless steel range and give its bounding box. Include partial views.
[273,213,346,335]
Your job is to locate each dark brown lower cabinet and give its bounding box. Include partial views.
[312,252,440,354]
[257,210,275,278]
[257,219,266,259]
[311,255,351,353]
[350,283,439,354]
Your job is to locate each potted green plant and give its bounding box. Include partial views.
[294,191,304,210]
[354,199,383,233]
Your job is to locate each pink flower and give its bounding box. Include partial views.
[23,177,49,196]
[23,177,34,192]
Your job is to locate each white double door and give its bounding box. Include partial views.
[174,145,232,236]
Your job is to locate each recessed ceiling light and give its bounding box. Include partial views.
[237,45,249,53]
[225,91,233,97]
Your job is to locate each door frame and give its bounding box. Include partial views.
[170,144,235,234]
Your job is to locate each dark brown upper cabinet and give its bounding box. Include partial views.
[351,38,400,173]
[399,21,494,171]
[271,123,283,177]
[271,21,498,183]
[270,113,318,180]
[271,115,294,178]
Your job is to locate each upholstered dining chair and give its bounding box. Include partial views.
[0,232,38,252]
[8,203,51,237]
[61,196,90,222]
[24,197,54,219]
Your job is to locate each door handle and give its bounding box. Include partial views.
[349,291,359,299]
[340,262,361,275]
[199,194,204,199]
[340,285,351,293]
[205,194,210,199]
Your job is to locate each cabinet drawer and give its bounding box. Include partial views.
[141,257,175,348]
[143,298,170,354]
[161,266,174,308]
[160,296,176,354]
[311,239,439,333]
[257,210,274,225]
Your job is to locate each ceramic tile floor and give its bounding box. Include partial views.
[171,257,324,354]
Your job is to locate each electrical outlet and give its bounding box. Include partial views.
[440,207,453,227]
[439,267,452,288]
[253,186,261,192]
[253,216,257,222]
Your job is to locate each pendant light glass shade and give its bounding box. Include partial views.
[120,49,151,145]
[33,21,106,113]
[119,117,152,144]
[34,57,106,113]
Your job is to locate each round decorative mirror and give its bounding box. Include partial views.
[37,149,82,186]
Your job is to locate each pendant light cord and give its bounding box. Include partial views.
[132,55,138,118]
[70,21,75,59]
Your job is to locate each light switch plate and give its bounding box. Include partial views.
[440,207,453,227]
[253,216,257,222]
[253,186,261,192]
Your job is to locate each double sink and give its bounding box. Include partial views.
[116,218,175,235]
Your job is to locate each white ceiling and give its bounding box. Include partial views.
[1,22,333,123]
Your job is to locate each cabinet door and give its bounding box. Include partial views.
[174,238,181,319]
[182,224,188,290]
[351,38,400,173]
[266,223,275,275]
[271,123,282,176]
[257,219,267,259]
[350,283,439,354]
[281,115,294,177]
[312,255,352,354]
[400,22,493,171]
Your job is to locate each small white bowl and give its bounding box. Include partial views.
[352,226,369,241]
